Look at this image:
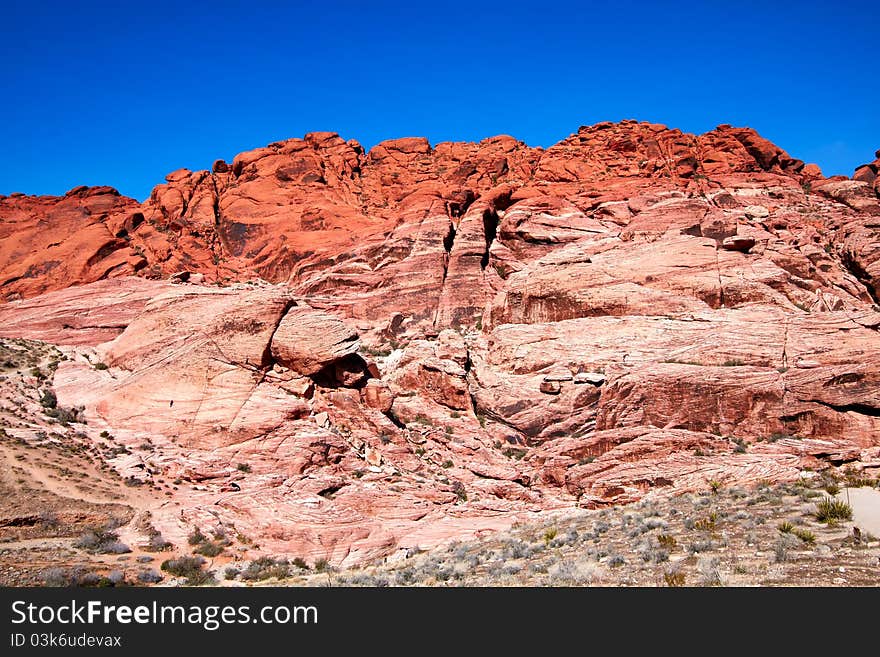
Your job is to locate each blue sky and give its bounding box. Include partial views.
[1,0,876,201]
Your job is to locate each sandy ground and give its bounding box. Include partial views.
[838,488,880,537]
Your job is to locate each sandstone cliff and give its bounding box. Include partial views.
[1,121,878,564]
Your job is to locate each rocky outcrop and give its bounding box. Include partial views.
[270,306,361,377]
[0,277,172,345]
[0,187,144,303]
[853,149,880,193]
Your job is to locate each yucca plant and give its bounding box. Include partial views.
[814,497,852,522]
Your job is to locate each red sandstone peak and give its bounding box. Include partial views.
[0,121,867,309]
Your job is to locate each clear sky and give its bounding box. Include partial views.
[1,0,877,201]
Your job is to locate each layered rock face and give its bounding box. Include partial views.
[1,121,879,564]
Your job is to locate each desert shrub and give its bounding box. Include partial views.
[792,527,816,545]
[542,528,558,545]
[657,534,677,549]
[187,527,208,545]
[161,556,203,575]
[41,567,73,587]
[107,570,126,585]
[799,488,821,501]
[314,558,329,572]
[394,568,416,585]
[39,511,59,528]
[502,447,527,460]
[146,533,172,552]
[697,557,722,586]
[93,362,109,370]
[46,406,81,425]
[236,463,252,473]
[103,541,132,554]
[693,513,717,531]
[137,569,163,584]
[161,556,214,586]
[643,517,667,530]
[639,547,669,564]
[502,563,523,576]
[241,557,290,581]
[194,541,224,557]
[560,529,579,545]
[500,540,534,560]
[40,566,118,587]
[74,529,130,554]
[773,534,800,563]
[549,560,593,585]
[814,497,852,522]
[843,467,876,488]
[40,389,57,408]
[77,572,111,587]
[688,539,714,554]
[606,555,626,568]
[663,570,686,587]
[451,480,468,502]
[777,521,794,534]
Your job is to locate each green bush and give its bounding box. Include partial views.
[161,556,205,577]
[187,528,208,545]
[657,534,677,549]
[823,482,841,496]
[792,527,816,545]
[241,557,291,581]
[40,389,57,409]
[160,556,214,586]
[193,541,224,557]
[814,497,852,522]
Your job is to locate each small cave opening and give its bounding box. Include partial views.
[446,189,475,219]
[311,353,371,390]
[317,483,345,499]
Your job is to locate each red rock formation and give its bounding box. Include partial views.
[853,149,880,192]
[0,187,145,302]
[1,123,879,564]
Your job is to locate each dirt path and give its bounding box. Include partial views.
[0,442,132,507]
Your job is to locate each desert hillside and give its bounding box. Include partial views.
[0,121,878,578]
